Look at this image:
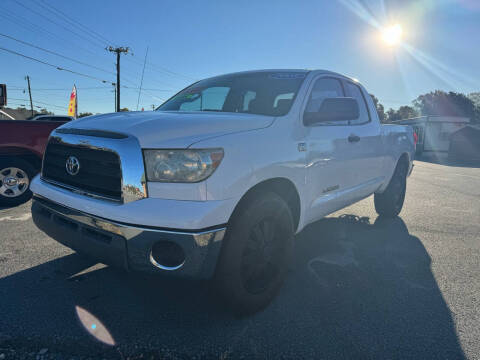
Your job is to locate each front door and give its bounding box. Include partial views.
[303,76,358,223]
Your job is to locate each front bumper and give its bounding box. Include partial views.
[32,197,226,279]
[30,176,238,230]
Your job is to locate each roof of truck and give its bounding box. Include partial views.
[208,69,356,81]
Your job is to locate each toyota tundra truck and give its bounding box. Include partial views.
[31,70,414,314]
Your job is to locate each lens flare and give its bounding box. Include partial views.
[382,24,403,46]
[76,306,115,346]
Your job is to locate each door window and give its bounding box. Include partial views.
[305,78,347,125]
[345,82,370,125]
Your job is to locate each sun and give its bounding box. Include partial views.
[382,24,403,46]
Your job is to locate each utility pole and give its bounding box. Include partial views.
[107,46,129,112]
[112,84,117,112]
[25,75,33,117]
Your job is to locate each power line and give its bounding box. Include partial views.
[7,101,27,106]
[33,100,68,109]
[35,0,113,47]
[9,97,67,110]
[0,8,109,61]
[26,0,193,85]
[145,61,197,81]
[12,0,107,49]
[0,46,115,84]
[123,86,172,91]
[8,85,173,92]
[7,86,111,91]
[13,2,192,88]
[0,33,115,76]
[4,1,193,89]
[126,54,196,82]
[136,47,149,111]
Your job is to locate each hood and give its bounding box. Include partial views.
[60,111,274,148]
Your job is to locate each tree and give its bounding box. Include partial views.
[468,92,480,107]
[413,90,475,119]
[120,107,129,112]
[468,92,480,123]
[386,106,418,122]
[39,108,54,115]
[370,94,387,123]
[78,112,93,118]
[386,108,396,122]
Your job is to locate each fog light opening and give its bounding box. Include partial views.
[149,241,185,270]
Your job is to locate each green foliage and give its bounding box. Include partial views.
[468,92,480,107]
[413,90,475,119]
[380,90,478,123]
[120,107,129,112]
[370,94,387,123]
[39,108,54,115]
[468,93,480,123]
[78,112,93,118]
[386,106,418,122]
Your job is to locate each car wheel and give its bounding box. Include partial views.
[214,192,294,316]
[0,158,36,206]
[374,161,408,218]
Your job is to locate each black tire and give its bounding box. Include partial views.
[0,157,37,206]
[214,192,294,316]
[374,161,408,218]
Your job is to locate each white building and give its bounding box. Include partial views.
[393,116,470,154]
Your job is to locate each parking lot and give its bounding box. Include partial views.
[1,160,479,359]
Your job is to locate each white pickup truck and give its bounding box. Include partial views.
[31,69,414,314]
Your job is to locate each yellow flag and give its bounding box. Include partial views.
[68,85,77,118]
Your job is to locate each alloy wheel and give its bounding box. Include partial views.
[0,167,30,198]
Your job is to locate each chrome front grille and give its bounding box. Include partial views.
[41,129,147,203]
[43,143,122,200]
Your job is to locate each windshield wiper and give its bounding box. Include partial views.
[200,109,223,112]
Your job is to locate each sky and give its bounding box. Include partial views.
[1,0,479,115]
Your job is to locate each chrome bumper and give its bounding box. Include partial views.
[31,196,226,279]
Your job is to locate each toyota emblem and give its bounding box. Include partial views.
[65,156,80,176]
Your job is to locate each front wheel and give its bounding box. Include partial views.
[214,192,294,316]
[374,161,408,218]
[0,158,36,206]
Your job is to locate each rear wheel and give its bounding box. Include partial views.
[0,158,36,206]
[374,161,408,218]
[214,192,294,316]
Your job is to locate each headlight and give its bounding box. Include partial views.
[143,149,224,183]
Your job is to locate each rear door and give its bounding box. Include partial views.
[342,80,384,196]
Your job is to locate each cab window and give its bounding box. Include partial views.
[345,82,370,125]
[305,77,347,125]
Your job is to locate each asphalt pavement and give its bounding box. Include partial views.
[0,159,479,359]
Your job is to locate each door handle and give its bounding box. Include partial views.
[348,134,361,143]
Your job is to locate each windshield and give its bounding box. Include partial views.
[157,71,307,116]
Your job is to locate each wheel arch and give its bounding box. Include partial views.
[0,147,42,172]
[377,152,411,194]
[229,177,301,233]
[397,152,411,175]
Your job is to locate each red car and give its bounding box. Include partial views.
[0,118,69,206]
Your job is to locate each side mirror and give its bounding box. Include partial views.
[0,84,6,107]
[303,97,359,126]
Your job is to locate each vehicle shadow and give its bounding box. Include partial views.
[0,195,32,210]
[0,215,465,359]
